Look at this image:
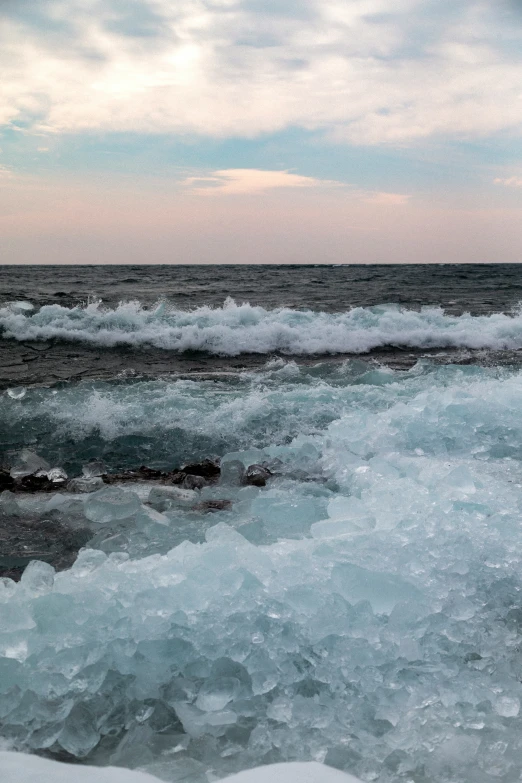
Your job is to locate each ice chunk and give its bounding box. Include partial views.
[311,496,375,538]
[57,704,100,757]
[495,696,520,718]
[0,490,19,515]
[8,449,50,479]
[195,676,241,711]
[67,477,105,493]
[220,460,246,486]
[310,516,374,539]
[82,460,107,478]
[45,467,68,483]
[251,489,326,539]
[137,506,170,527]
[20,561,55,595]
[84,487,141,524]
[147,486,197,511]
[444,465,476,496]
[221,449,266,469]
[331,563,423,614]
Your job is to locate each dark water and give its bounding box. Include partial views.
[1,264,522,388]
[2,264,522,314]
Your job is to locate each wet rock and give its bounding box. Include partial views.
[6,459,222,494]
[181,459,221,482]
[136,465,164,479]
[18,474,56,492]
[165,470,188,486]
[0,470,15,491]
[245,464,272,487]
[103,466,166,484]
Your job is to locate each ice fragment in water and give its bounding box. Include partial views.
[147,486,196,511]
[220,460,246,486]
[67,476,105,493]
[8,449,50,479]
[82,460,107,478]
[6,387,26,400]
[84,487,141,523]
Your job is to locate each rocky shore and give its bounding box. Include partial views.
[0,451,273,581]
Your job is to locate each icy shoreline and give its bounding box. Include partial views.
[4,361,522,780]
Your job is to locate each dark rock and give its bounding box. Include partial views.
[18,474,56,492]
[245,464,272,487]
[103,466,166,484]
[137,465,165,479]
[464,652,483,663]
[0,470,15,491]
[166,470,188,485]
[181,459,221,482]
[192,499,232,513]
[9,460,221,493]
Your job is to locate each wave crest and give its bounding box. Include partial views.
[2,298,522,355]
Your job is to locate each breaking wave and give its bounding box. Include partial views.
[3,298,522,355]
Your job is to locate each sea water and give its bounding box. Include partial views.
[2,265,522,783]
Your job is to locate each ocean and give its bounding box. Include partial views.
[2,264,522,783]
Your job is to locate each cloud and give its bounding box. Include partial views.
[181,168,412,208]
[183,168,337,195]
[495,176,522,188]
[1,0,522,145]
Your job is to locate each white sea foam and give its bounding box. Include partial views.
[2,298,522,354]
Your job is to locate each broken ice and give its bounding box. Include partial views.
[3,363,522,782]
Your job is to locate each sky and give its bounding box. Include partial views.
[1,0,522,264]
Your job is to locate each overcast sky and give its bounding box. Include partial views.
[1,0,522,264]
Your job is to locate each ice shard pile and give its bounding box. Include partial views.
[4,362,522,782]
